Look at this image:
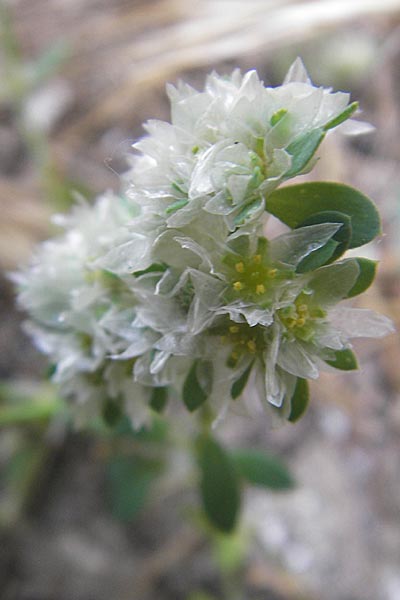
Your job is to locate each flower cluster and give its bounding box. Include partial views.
[15,59,393,428]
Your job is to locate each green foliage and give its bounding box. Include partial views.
[107,454,163,521]
[196,435,241,533]
[113,414,169,444]
[296,210,352,272]
[346,258,377,298]
[232,449,294,490]
[285,128,325,177]
[325,348,358,371]
[0,382,63,427]
[183,361,209,412]
[150,387,168,413]
[212,527,248,575]
[323,101,358,131]
[102,398,123,427]
[230,362,253,399]
[288,378,310,423]
[266,182,380,248]
[166,199,189,214]
[106,416,168,521]
[0,437,48,526]
[234,197,263,227]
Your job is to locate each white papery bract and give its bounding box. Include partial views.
[15,60,394,429]
[124,58,361,237]
[148,224,393,417]
[14,193,165,428]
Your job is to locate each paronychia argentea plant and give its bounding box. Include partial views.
[14,59,394,430]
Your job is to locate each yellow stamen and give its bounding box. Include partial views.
[247,340,257,353]
[268,268,277,278]
[229,325,239,334]
[256,284,265,295]
[235,262,245,273]
[296,317,306,327]
[298,304,308,315]
[233,281,244,291]
[286,318,297,329]
[253,254,262,264]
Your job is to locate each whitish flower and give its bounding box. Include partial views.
[14,193,163,427]
[124,58,364,234]
[150,224,393,418]
[14,61,392,431]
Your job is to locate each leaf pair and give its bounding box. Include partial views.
[106,417,169,521]
[196,435,294,533]
[266,182,381,258]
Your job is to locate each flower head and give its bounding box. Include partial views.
[15,60,393,429]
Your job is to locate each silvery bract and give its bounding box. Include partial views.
[15,59,393,427]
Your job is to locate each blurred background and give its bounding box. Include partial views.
[1,1,400,599]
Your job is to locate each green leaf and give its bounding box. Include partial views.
[133,263,167,277]
[232,450,294,490]
[308,259,360,306]
[295,210,352,273]
[231,362,253,399]
[288,378,309,423]
[183,361,209,412]
[325,348,358,371]
[102,398,123,427]
[111,414,169,444]
[166,198,189,214]
[265,182,381,249]
[0,382,63,427]
[296,239,338,273]
[285,128,325,177]
[270,108,288,126]
[197,435,241,533]
[323,101,358,131]
[234,197,263,227]
[107,455,162,521]
[212,528,247,575]
[346,258,377,298]
[150,387,168,413]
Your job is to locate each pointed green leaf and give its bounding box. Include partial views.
[296,210,352,273]
[325,348,358,371]
[183,361,208,412]
[231,362,253,399]
[285,128,325,177]
[296,239,338,273]
[232,450,294,490]
[288,378,309,423]
[346,258,377,298]
[265,182,381,248]
[133,263,167,277]
[234,197,263,226]
[150,387,168,413]
[107,455,163,521]
[323,101,358,131]
[197,435,241,533]
[102,398,123,427]
[270,108,288,126]
[308,259,360,306]
[166,198,189,214]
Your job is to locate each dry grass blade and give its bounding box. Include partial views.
[59,0,400,139]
